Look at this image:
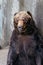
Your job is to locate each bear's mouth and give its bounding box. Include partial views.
[18,27,27,34]
[17,22,27,34]
[18,28,27,35]
[17,25,34,35]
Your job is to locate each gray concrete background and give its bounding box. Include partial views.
[0,49,8,65]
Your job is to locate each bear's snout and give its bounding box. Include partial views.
[17,20,23,32]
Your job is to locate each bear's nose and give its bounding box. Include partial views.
[18,26,22,28]
[17,20,23,32]
[18,26,22,32]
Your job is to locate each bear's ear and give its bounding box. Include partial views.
[27,11,32,18]
[27,11,35,26]
[14,12,17,16]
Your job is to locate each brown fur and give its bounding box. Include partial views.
[7,11,43,65]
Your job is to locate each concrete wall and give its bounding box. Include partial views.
[0,0,14,48]
[0,0,43,48]
[35,0,43,35]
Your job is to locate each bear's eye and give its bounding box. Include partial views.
[14,19,18,25]
[23,22,26,28]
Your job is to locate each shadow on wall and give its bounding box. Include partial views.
[35,0,43,35]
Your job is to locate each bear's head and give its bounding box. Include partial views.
[13,11,36,35]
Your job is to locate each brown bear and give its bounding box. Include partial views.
[7,11,43,65]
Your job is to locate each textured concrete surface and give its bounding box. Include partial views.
[0,49,9,65]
